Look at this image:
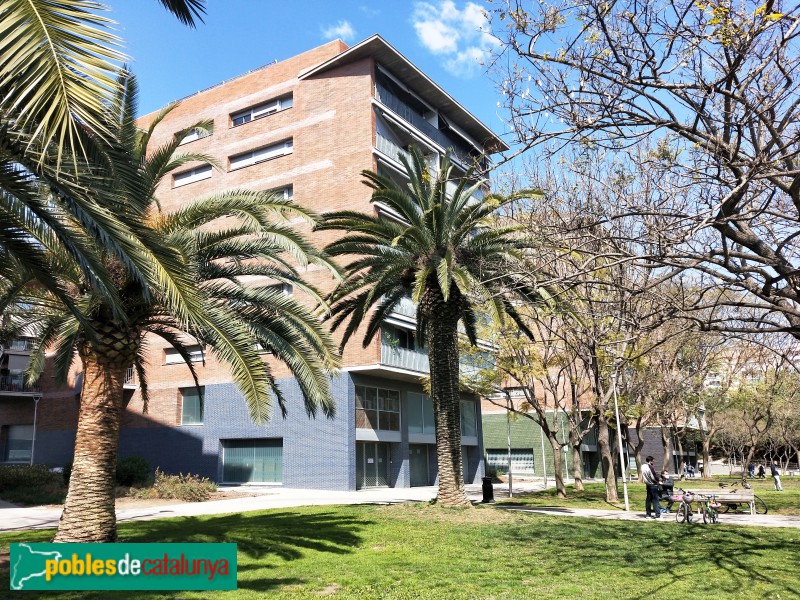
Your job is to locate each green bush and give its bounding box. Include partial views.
[128,469,216,502]
[115,456,151,487]
[0,464,60,491]
[62,456,151,487]
[0,464,65,505]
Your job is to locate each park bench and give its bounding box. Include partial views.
[684,488,755,515]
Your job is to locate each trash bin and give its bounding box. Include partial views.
[481,476,494,503]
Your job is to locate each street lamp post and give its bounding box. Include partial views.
[505,390,513,499]
[611,372,630,511]
[29,393,42,466]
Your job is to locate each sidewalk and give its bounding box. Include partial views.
[1,482,798,532]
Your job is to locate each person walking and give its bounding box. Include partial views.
[643,456,662,519]
[758,464,766,479]
[771,460,784,492]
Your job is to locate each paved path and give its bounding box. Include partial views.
[1,482,798,531]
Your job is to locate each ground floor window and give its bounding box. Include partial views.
[221,438,282,483]
[3,425,33,462]
[485,448,535,473]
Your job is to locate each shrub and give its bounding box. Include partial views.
[115,456,151,487]
[0,465,65,505]
[63,456,151,487]
[0,464,60,491]
[128,469,216,502]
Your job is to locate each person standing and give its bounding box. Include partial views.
[643,456,662,518]
[771,460,784,492]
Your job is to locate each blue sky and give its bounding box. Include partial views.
[110,1,508,141]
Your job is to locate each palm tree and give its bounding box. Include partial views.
[2,73,339,542]
[0,1,207,321]
[318,147,542,507]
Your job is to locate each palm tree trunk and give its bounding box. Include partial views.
[426,297,470,508]
[54,326,137,542]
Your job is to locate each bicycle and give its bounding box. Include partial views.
[718,479,768,514]
[701,494,722,524]
[674,488,695,524]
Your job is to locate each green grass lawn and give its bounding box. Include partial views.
[0,502,797,599]
[500,476,800,516]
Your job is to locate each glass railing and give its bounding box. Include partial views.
[8,338,34,351]
[375,83,476,167]
[376,132,411,164]
[380,343,430,373]
[0,375,40,393]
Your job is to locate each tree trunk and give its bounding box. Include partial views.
[54,324,139,543]
[549,436,566,498]
[424,291,470,508]
[596,410,618,502]
[570,425,584,491]
[702,438,712,480]
[660,428,672,473]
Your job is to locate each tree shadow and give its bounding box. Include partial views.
[0,509,369,598]
[499,515,799,599]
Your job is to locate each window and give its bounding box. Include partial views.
[407,392,434,435]
[485,448,535,473]
[181,387,204,425]
[229,140,293,171]
[173,164,212,188]
[164,345,204,365]
[270,185,293,200]
[4,425,33,462]
[231,95,293,126]
[383,325,415,350]
[460,399,477,437]
[355,385,400,431]
[178,125,213,145]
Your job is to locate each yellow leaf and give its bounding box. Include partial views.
[765,12,784,20]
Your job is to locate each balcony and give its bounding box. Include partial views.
[0,374,40,395]
[6,338,34,352]
[376,132,412,164]
[380,342,430,373]
[123,366,137,389]
[375,83,476,167]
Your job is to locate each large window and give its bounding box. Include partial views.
[181,387,204,425]
[164,345,204,365]
[355,385,400,431]
[4,425,33,462]
[407,392,434,435]
[231,95,293,126]
[173,164,212,188]
[485,448,535,473]
[460,399,477,437]
[229,140,293,171]
[383,325,415,350]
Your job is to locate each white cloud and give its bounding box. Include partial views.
[411,1,496,76]
[321,20,356,42]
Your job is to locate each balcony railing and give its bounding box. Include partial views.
[376,132,411,164]
[0,375,40,393]
[8,338,34,351]
[124,366,136,387]
[375,83,476,167]
[380,343,430,373]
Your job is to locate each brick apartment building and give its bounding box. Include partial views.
[0,35,508,490]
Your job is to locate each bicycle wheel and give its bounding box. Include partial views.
[754,495,768,515]
[703,508,711,524]
[676,503,687,523]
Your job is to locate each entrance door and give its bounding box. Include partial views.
[222,439,283,483]
[356,442,390,488]
[462,445,472,484]
[409,444,431,486]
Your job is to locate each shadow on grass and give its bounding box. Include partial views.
[500,515,799,600]
[0,509,369,597]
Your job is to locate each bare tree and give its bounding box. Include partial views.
[491,0,800,337]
